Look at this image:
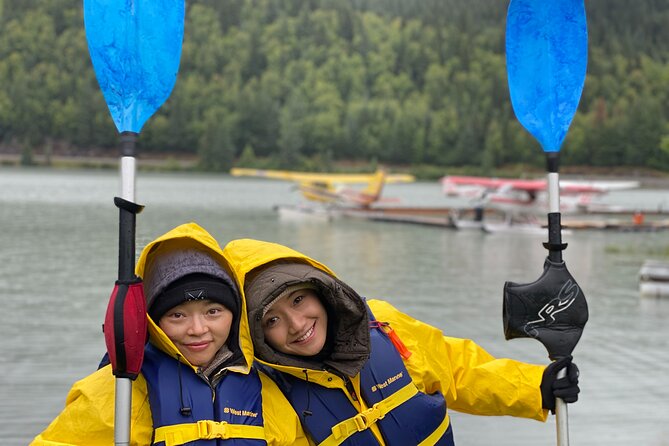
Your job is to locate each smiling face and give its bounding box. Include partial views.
[158,299,233,367]
[261,288,328,357]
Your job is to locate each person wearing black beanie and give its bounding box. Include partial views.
[142,246,243,372]
[150,271,241,371]
[31,223,310,446]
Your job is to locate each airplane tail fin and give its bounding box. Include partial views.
[338,169,387,207]
[361,169,386,200]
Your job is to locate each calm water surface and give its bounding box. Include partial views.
[2,167,669,445]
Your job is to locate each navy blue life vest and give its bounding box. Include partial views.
[142,344,267,446]
[262,308,454,446]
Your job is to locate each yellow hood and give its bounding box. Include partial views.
[136,222,254,374]
[223,238,337,281]
[224,238,371,381]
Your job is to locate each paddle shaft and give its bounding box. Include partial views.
[546,153,570,445]
[114,378,132,446]
[120,132,138,208]
[556,370,569,446]
[545,153,566,263]
[115,131,139,446]
[118,132,139,280]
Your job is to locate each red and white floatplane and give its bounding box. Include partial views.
[441,175,640,234]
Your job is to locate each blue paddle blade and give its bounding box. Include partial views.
[84,0,185,133]
[506,0,587,153]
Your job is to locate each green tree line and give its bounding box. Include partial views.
[1,0,668,173]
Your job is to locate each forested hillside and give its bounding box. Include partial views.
[1,0,668,172]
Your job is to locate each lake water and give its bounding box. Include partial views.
[2,167,669,446]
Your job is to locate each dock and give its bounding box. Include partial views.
[276,203,669,231]
[342,207,458,228]
[561,218,669,232]
[341,206,669,231]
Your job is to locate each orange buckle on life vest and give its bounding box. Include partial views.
[369,320,412,359]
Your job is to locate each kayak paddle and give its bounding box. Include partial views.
[83,1,185,444]
[502,1,589,444]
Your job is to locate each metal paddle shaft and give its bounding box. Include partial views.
[117,132,143,279]
[545,153,567,263]
[556,379,569,444]
[505,1,589,444]
[113,132,144,446]
[84,2,185,444]
[546,154,571,443]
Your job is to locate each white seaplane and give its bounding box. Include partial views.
[230,168,415,221]
[441,175,640,233]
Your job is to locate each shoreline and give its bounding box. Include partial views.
[0,153,198,171]
[2,153,669,188]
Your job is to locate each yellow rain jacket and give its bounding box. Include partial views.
[223,238,548,445]
[31,223,309,446]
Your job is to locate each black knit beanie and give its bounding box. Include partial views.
[149,272,239,322]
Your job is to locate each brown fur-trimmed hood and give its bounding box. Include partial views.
[225,239,370,377]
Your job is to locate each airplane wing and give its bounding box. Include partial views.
[442,175,638,196]
[231,168,415,184]
[560,180,640,193]
[441,176,546,196]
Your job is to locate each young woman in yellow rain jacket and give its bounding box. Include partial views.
[31,223,309,446]
[223,238,579,446]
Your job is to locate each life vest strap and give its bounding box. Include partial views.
[417,413,451,446]
[154,420,266,446]
[319,381,419,446]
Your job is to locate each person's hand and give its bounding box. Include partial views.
[540,355,580,413]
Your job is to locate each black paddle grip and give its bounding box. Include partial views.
[503,258,588,360]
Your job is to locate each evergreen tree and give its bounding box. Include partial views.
[1,0,668,173]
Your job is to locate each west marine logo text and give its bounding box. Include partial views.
[223,407,259,417]
[370,372,403,392]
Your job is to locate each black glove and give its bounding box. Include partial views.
[540,355,580,413]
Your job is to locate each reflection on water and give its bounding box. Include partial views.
[2,168,669,445]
